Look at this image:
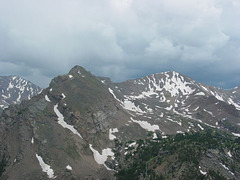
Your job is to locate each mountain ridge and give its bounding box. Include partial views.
[0,65,239,179]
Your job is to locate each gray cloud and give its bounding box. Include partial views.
[0,0,239,88]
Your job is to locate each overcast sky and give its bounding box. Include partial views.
[0,0,239,88]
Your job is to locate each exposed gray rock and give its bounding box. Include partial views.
[0,65,239,179]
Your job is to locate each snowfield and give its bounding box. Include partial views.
[36,154,55,179]
[109,128,119,140]
[54,104,83,139]
[89,144,114,170]
[131,117,160,132]
[45,95,51,102]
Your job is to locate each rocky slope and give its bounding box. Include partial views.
[102,71,240,136]
[0,66,239,179]
[0,76,42,113]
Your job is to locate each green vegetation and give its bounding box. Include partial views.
[115,129,240,179]
[0,156,6,177]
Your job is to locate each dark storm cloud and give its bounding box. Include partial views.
[0,0,239,88]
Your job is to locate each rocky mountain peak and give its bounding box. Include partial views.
[69,65,88,75]
[0,75,42,111]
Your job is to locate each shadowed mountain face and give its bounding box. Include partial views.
[0,76,42,113]
[0,66,239,179]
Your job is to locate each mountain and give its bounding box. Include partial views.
[103,71,240,136]
[0,66,239,179]
[0,76,42,113]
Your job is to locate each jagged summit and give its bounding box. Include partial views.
[0,75,42,110]
[156,70,182,75]
[68,65,89,75]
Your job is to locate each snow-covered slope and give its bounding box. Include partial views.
[103,71,240,135]
[0,75,42,110]
[110,71,240,111]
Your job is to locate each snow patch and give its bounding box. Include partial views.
[159,112,164,118]
[1,94,5,99]
[54,104,83,139]
[128,142,136,147]
[195,92,205,96]
[164,71,195,97]
[16,92,21,102]
[232,132,240,137]
[227,151,232,158]
[166,117,182,126]
[89,144,114,170]
[203,109,214,117]
[176,131,184,134]
[220,163,229,170]
[122,100,146,113]
[66,165,72,170]
[12,76,17,81]
[199,166,207,175]
[220,163,234,175]
[7,82,14,91]
[193,106,199,111]
[36,154,56,179]
[153,133,158,139]
[131,117,160,132]
[45,95,51,102]
[228,98,240,110]
[61,93,66,99]
[31,137,34,144]
[203,122,217,129]
[109,128,119,140]
[214,93,224,102]
[201,85,208,92]
[198,124,204,130]
[77,70,85,77]
[108,88,121,102]
[165,105,173,111]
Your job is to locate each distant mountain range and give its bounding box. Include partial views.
[0,66,239,179]
[0,75,42,113]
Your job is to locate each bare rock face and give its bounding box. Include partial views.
[0,66,239,179]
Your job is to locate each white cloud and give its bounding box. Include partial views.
[0,0,239,88]
[145,39,181,60]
